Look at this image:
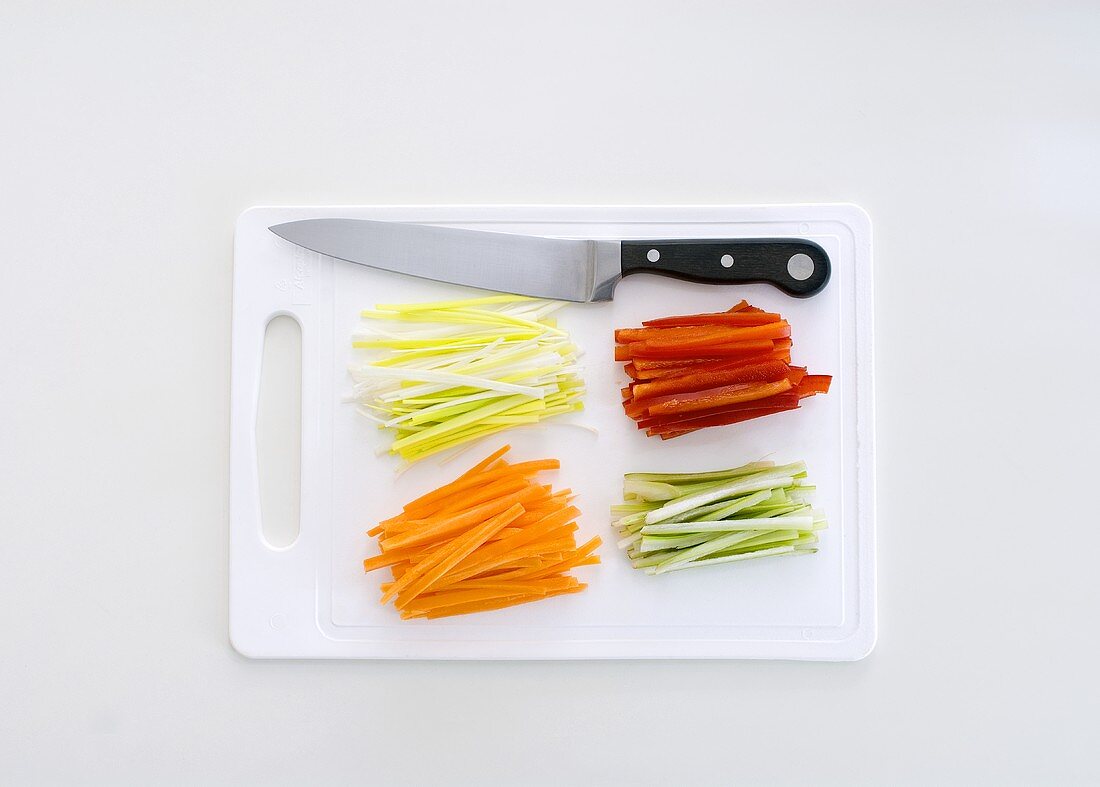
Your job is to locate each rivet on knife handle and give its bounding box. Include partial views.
[619,239,831,298]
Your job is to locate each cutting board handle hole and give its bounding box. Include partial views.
[257,314,302,549]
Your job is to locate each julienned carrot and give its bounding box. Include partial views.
[363,446,599,618]
[380,484,546,551]
[380,503,524,606]
[401,459,561,517]
[616,301,830,436]
[409,585,588,620]
[393,505,524,609]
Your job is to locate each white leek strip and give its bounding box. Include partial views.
[373,294,534,312]
[352,296,585,464]
[383,390,505,427]
[354,366,546,398]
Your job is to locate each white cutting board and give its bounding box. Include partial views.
[230,205,875,660]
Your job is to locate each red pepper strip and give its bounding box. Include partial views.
[631,359,791,401]
[786,366,806,387]
[639,311,783,329]
[644,378,793,417]
[629,350,789,379]
[616,319,785,343]
[741,306,766,314]
[636,391,801,430]
[630,357,730,371]
[649,403,801,438]
[623,363,642,379]
[728,300,750,312]
[639,321,791,350]
[620,386,632,400]
[797,375,832,396]
[626,338,777,360]
[614,343,634,361]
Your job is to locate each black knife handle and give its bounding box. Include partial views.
[620,238,830,297]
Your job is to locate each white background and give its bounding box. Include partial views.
[1,1,1097,784]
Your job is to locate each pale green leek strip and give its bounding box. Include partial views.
[644,472,798,525]
[711,529,800,555]
[652,530,765,573]
[648,545,798,574]
[690,489,774,522]
[638,532,715,553]
[623,480,681,501]
[641,515,813,535]
[623,461,777,484]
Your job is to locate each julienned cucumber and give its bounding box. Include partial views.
[612,460,826,574]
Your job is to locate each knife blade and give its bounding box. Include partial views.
[269,218,830,300]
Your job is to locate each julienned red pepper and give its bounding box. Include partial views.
[640,311,783,329]
[616,301,829,437]
[644,378,793,417]
[624,338,777,360]
[639,321,791,350]
[631,359,791,401]
[797,375,832,396]
[629,342,790,370]
[649,403,800,438]
[614,320,790,346]
[636,391,802,430]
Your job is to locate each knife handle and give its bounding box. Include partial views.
[620,238,830,297]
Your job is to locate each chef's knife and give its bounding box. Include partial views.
[269,219,830,300]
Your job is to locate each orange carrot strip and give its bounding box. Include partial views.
[419,584,586,619]
[436,507,581,585]
[363,545,424,574]
[402,459,559,518]
[513,536,603,580]
[459,444,511,479]
[405,585,552,614]
[435,536,577,589]
[380,485,545,551]
[386,475,530,532]
[404,577,581,614]
[381,503,524,607]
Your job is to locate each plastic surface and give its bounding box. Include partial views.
[229,205,875,660]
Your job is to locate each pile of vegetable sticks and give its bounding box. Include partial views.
[613,460,826,574]
[615,300,831,438]
[364,445,601,619]
[350,295,585,463]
